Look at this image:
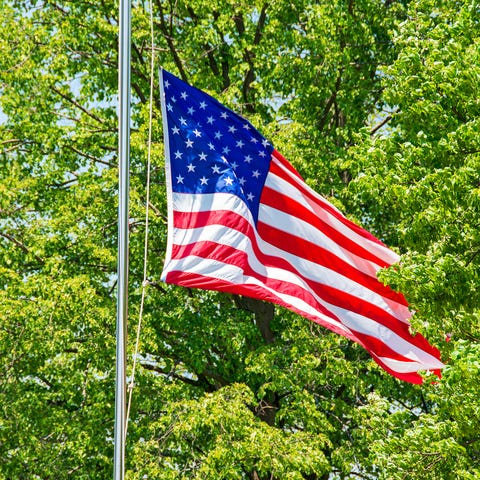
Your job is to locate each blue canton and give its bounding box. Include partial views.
[162,70,273,222]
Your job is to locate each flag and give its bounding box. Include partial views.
[159,69,444,384]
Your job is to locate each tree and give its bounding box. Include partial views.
[0,0,478,479]
[337,0,480,477]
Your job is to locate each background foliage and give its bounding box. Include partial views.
[0,0,479,478]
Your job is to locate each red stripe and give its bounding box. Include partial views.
[367,350,442,384]
[174,209,249,231]
[270,150,390,248]
[261,184,392,269]
[171,239,344,323]
[369,355,423,384]
[257,219,407,307]
[354,334,420,364]
[271,149,305,181]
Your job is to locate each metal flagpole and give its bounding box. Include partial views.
[114,0,131,479]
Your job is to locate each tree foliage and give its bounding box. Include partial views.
[0,0,479,478]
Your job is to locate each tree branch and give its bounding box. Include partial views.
[47,177,78,189]
[369,108,399,135]
[140,361,204,388]
[50,86,105,124]
[66,145,115,167]
[241,4,268,112]
[235,296,275,344]
[318,74,342,132]
[0,232,44,265]
[155,0,189,82]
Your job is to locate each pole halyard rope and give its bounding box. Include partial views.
[124,0,156,439]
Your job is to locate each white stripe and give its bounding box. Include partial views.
[271,152,346,216]
[270,154,399,265]
[323,300,443,368]
[171,191,253,220]
[378,356,443,373]
[259,194,382,278]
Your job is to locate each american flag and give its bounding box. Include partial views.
[159,69,444,384]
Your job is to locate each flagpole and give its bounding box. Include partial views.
[114,0,131,479]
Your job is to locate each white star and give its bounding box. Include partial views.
[179,117,187,126]
[181,91,188,100]
[176,174,184,183]
[259,150,266,158]
[252,170,260,178]
[239,177,246,186]
[185,139,194,148]
[208,142,215,150]
[188,106,195,115]
[211,165,221,174]
[164,80,171,89]
[193,129,202,138]
[236,140,244,148]
[228,125,237,133]
[247,192,255,201]
[187,164,196,172]
[262,138,270,148]
[171,96,177,103]
[214,131,223,140]
[198,152,207,161]
[199,101,207,110]
[231,161,238,170]
[243,123,251,130]
[207,116,215,124]
[200,176,208,185]
[171,126,180,135]
[220,111,228,119]
[167,103,173,111]
[244,155,252,163]
[222,146,231,155]
[224,176,234,186]
[174,151,183,159]
[250,136,258,144]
